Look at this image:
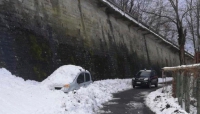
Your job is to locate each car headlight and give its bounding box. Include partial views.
[132,78,135,80]
[144,78,148,81]
[64,84,70,88]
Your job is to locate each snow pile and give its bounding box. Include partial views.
[145,86,188,114]
[0,68,68,114]
[41,65,85,88]
[0,68,132,114]
[64,79,132,114]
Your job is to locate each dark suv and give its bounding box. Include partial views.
[132,70,158,88]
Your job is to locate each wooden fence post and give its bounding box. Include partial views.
[185,72,190,113]
[172,72,176,97]
[197,78,200,114]
[178,71,183,107]
[176,72,180,104]
[177,71,182,107]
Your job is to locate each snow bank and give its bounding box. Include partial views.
[64,79,132,114]
[145,86,188,114]
[0,68,132,114]
[0,68,68,114]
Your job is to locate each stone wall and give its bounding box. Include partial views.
[0,0,193,81]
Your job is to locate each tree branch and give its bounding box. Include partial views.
[181,7,196,22]
[141,10,177,24]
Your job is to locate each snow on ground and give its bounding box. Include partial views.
[0,68,132,114]
[145,85,197,114]
[158,77,173,83]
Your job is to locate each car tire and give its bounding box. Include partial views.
[155,82,158,87]
[148,82,151,88]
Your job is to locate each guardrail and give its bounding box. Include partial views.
[162,64,200,114]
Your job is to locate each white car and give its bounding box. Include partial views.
[41,65,93,93]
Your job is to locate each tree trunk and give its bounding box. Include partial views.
[128,0,134,13]
[197,0,200,58]
[179,44,185,65]
[177,25,186,65]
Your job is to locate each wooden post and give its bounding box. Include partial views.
[162,70,165,93]
[197,78,200,114]
[178,71,183,107]
[181,72,184,108]
[185,72,190,113]
[176,72,180,105]
[172,72,176,97]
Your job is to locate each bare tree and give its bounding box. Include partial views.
[108,0,196,64]
[169,0,187,65]
[185,0,196,56]
[109,0,147,20]
[185,0,200,62]
[141,0,193,65]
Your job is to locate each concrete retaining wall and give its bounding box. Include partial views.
[0,0,193,81]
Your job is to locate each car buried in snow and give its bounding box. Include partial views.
[132,70,158,88]
[41,65,93,93]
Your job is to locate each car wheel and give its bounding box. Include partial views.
[148,82,151,88]
[155,82,158,87]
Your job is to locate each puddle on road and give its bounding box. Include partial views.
[112,98,120,100]
[126,101,144,114]
[105,102,118,105]
[97,110,112,114]
[133,96,141,100]
[127,101,144,109]
[136,111,143,114]
[139,92,149,97]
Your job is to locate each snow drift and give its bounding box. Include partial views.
[0,67,132,114]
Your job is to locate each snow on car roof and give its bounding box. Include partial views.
[41,65,85,88]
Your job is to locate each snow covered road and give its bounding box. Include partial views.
[98,84,165,114]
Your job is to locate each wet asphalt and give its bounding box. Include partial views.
[97,85,163,114]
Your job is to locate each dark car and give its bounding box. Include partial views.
[132,70,158,88]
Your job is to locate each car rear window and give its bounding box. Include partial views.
[85,73,90,82]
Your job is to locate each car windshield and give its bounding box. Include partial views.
[136,71,150,77]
